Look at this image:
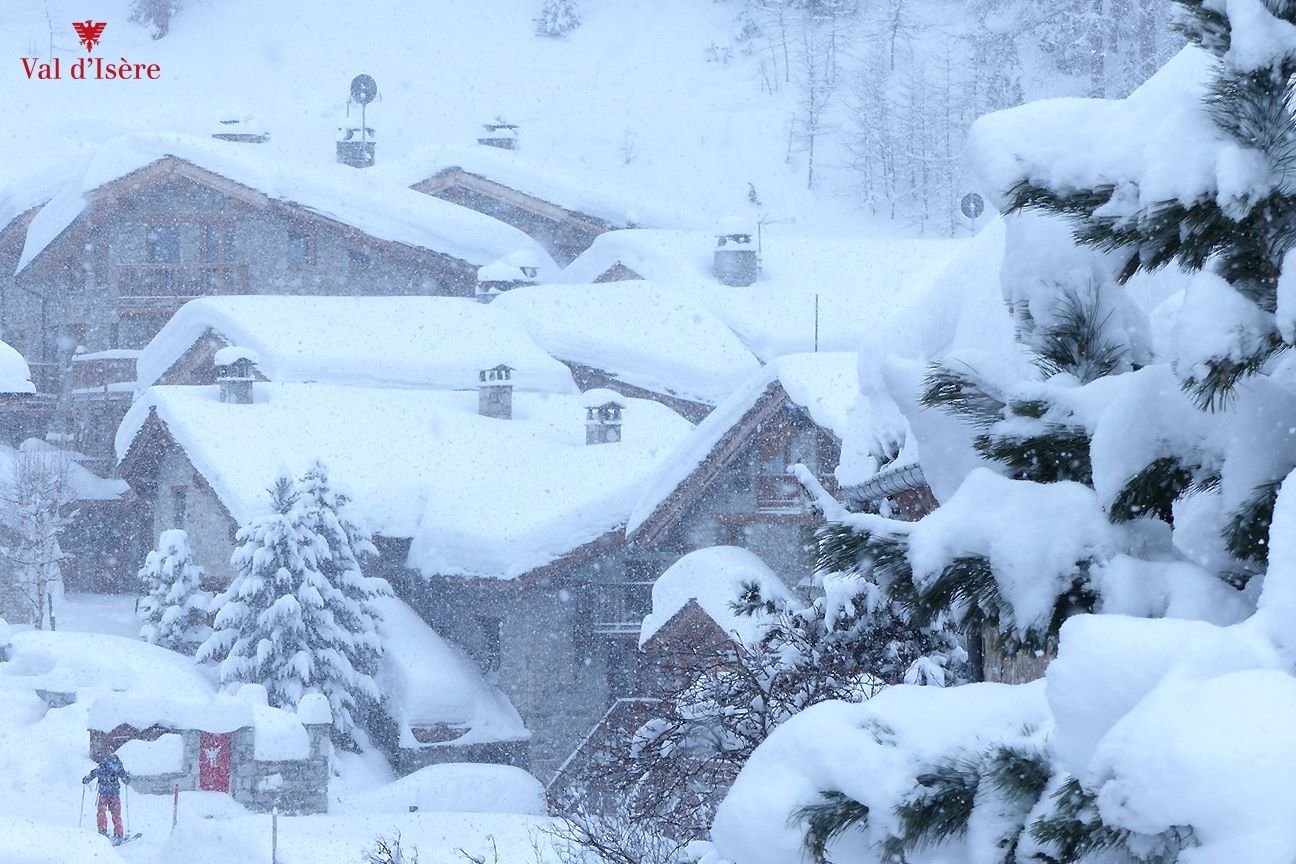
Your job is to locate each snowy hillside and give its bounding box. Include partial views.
[4,0,848,234]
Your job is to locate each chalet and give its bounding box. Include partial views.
[377,145,668,265]
[115,373,693,779]
[0,134,555,398]
[561,229,968,360]
[624,354,860,595]
[492,280,762,421]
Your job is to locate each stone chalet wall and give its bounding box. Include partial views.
[396,738,529,777]
[229,722,332,815]
[126,730,201,795]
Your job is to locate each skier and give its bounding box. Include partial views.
[82,752,131,844]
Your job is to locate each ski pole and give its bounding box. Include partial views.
[78,784,85,829]
[124,785,130,834]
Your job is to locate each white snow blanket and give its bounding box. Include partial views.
[492,281,760,404]
[136,295,576,392]
[639,546,794,648]
[562,230,965,361]
[118,383,692,579]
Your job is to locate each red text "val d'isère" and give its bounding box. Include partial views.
[21,57,160,80]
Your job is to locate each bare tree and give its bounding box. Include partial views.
[0,447,75,629]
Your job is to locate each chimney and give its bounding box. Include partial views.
[713,232,759,287]
[479,364,514,419]
[338,74,379,168]
[475,259,536,303]
[211,115,269,144]
[583,390,625,445]
[214,346,259,404]
[478,119,520,150]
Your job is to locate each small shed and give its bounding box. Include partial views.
[86,687,333,815]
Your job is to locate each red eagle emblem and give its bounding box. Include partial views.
[72,20,107,54]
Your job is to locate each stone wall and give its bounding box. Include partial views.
[396,738,530,777]
[403,562,622,783]
[228,722,331,815]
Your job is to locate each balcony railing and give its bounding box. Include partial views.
[117,263,250,310]
[756,472,839,511]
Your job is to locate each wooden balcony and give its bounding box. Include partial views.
[756,472,838,511]
[117,263,250,312]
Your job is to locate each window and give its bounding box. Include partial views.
[146,224,181,264]
[202,224,236,262]
[171,486,188,528]
[64,256,86,293]
[286,229,316,266]
[347,248,371,276]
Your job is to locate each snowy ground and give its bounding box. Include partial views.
[0,595,560,864]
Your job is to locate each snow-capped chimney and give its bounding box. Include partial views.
[211,115,269,144]
[475,259,537,303]
[713,232,759,287]
[583,390,625,445]
[214,346,259,405]
[478,119,520,150]
[479,364,514,419]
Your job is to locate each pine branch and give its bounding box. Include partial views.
[922,363,1007,429]
[1108,456,1197,524]
[895,756,980,851]
[974,426,1093,485]
[1223,478,1282,566]
[1181,333,1287,410]
[796,791,870,864]
[1033,287,1127,383]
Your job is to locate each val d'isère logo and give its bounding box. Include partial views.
[72,20,108,53]
[21,20,161,80]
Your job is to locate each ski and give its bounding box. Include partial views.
[110,833,142,847]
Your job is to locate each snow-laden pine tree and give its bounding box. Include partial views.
[298,461,390,739]
[198,473,360,731]
[721,2,1296,861]
[129,0,180,39]
[536,0,581,37]
[138,529,210,654]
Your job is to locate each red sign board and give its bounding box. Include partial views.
[198,732,232,793]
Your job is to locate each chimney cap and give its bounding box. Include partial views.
[211,114,270,144]
[581,388,626,410]
[480,364,515,383]
[214,346,261,368]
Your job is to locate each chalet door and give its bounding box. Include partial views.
[198,732,232,793]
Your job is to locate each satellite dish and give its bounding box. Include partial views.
[350,74,378,105]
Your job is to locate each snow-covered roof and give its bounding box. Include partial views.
[492,281,762,404]
[375,144,678,228]
[639,546,795,648]
[0,440,128,504]
[88,688,318,762]
[627,354,860,537]
[375,597,527,745]
[118,383,692,578]
[0,342,34,395]
[136,295,577,392]
[561,229,966,360]
[14,134,559,276]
